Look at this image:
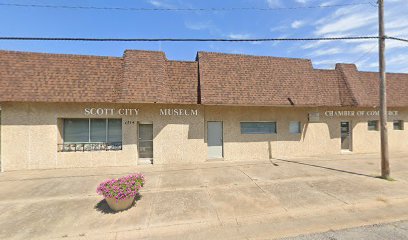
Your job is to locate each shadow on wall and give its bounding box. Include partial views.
[116,121,204,148]
[152,119,204,141]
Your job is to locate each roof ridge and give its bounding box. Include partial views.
[166,60,197,63]
[0,49,122,59]
[335,64,368,106]
[197,51,313,62]
[1,49,407,106]
[358,70,408,75]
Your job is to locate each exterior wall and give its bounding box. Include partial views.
[0,102,206,171]
[0,102,407,171]
[204,106,408,160]
[205,106,336,160]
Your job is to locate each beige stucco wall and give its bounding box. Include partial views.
[0,102,206,171]
[0,102,407,171]
[205,106,408,160]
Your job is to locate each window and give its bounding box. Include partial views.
[64,119,89,142]
[64,118,122,143]
[240,122,276,134]
[289,121,301,134]
[90,119,106,142]
[61,119,122,152]
[393,120,404,130]
[108,119,123,142]
[368,120,378,131]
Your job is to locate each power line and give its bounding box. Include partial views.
[1,36,405,43]
[0,2,376,11]
[388,36,408,43]
[352,43,377,64]
[0,36,380,42]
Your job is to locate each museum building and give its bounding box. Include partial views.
[0,49,407,171]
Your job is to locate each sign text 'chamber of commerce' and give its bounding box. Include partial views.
[325,110,399,117]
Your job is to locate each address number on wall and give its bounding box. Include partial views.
[124,120,136,125]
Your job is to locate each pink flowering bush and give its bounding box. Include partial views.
[96,173,145,201]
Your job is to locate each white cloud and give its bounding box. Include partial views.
[319,1,339,7]
[310,47,342,57]
[352,44,377,56]
[184,20,221,36]
[178,0,407,73]
[270,25,287,32]
[303,1,408,73]
[301,40,327,49]
[387,39,408,50]
[386,19,408,30]
[295,0,309,4]
[227,33,252,39]
[185,21,212,31]
[291,20,306,29]
[266,0,281,7]
[387,54,408,65]
[315,13,377,36]
[148,0,174,8]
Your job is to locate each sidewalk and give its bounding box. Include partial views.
[1,152,408,240]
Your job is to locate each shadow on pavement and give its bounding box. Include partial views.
[94,194,143,214]
[275,158,378,179]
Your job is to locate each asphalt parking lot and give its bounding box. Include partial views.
[282,220,408,240]
[1,152,408,240]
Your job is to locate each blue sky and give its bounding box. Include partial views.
[0,0,407,72]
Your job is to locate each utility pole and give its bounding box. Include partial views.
[378,0,390,179]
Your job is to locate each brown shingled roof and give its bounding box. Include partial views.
[0,50,198,104]
[0,50,122,103]
[165,61,198,104]
[0,49,407,107]
[197,52,355,106]
[336,63,408,107]
[314,69,356,107]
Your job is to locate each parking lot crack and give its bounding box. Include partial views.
[306,181,350,205]
[205,188,222,225]
[236,167,267,194]
[146,172,162,228]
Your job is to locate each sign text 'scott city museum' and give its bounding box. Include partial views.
[0,50,407,171]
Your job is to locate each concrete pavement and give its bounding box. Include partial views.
[1,152,408,239]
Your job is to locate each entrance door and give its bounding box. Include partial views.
[341,122,352,151]
[138,123,153,164]
[207,121,223,159]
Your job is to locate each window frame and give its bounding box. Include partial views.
[289,121,302,134]
[63,118,90,143]
[240,121,277,134]
[367,120,379,131]
[63,118,122,143]
[393,120,404,130]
